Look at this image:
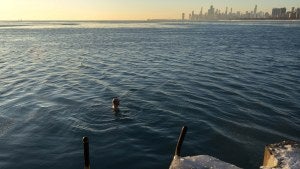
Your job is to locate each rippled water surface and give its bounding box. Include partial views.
[0,21,300,169]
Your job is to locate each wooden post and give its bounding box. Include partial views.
[83,137,90,169]
[174,126,188,156]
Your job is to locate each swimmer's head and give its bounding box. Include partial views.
[112,97,120,109]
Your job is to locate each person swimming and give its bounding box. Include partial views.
[112,97,120,111]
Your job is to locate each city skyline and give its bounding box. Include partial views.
[0,0,300,20]
[183,5,300,21]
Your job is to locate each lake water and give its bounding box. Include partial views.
[0,21,300,169]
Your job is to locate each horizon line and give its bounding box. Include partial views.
[0,19,193,22]
[1,19,300,22]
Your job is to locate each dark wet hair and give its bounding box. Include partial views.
[112,97,120,105]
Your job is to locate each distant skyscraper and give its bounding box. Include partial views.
[272,8,286,18]
[200,7,203,16]
[208,5,215,17]
[289,7,296,19]
[254,5,257,15]
[272,8,279,18]
[225,7,228,15]
[297,8,300,19]
[281,8,287,17]
[182,13,185,20]
[191,10,195,20]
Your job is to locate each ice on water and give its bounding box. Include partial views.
[169,155,241,169]
[261,144,300,169]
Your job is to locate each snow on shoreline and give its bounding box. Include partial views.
[169,155,241,169]
[261,141,300,169]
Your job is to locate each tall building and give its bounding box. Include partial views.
[200,7,203,16]
[272,8,286,18]
[297,8,300,19]
[254,5,257,18]
[281,8,287,16]
[208,5,215,17]
[191,11,195,20]
[272,8,280,18]
[182,13,185,20]
[289,7,296,19]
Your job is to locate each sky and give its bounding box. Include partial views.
[0,0,299,20]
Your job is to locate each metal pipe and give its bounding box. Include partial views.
[174,126,188,156]
[83,136,90,169]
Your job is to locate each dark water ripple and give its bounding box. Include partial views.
[0,21,300,169]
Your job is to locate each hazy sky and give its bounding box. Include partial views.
[0,0,299,20]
